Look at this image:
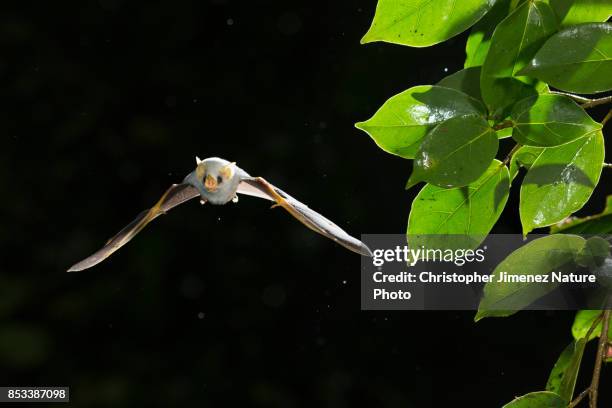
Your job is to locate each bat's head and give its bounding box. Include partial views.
[185,157,241,204]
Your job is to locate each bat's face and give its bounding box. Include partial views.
[184,157,242,205]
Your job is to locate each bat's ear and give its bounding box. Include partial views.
[219,162,236,179]
[195,159,207,181]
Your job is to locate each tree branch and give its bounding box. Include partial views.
[548,91,612,109]
[602,109,612,127]
[582,96,612,109]
[569,389,590,408]
[569,312,604,408]
[549,91,592,104]
[502,144,521,166]
[589,308,611,408]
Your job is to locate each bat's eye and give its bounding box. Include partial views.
[217,175,223,184]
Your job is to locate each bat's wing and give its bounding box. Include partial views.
[67,183,200,272]
[237,177,372,256]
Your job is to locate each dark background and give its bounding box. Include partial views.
[1,1,610,406]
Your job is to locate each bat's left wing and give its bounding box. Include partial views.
[237,177,372,256]
[67,183,200,272]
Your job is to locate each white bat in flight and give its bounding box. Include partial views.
[68,157,372,272]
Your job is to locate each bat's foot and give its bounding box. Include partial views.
[200,199,206,205]
[232,195,239,203]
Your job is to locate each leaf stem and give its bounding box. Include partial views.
[493,120,514,131]
[604,163,612,169]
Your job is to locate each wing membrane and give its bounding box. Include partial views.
[68,183,200,272]
[238,178,371,256]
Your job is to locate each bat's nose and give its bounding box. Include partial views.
[204,174,218,192]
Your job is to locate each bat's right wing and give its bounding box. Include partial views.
[67,183,200,272]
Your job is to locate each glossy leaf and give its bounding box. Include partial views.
[519,23,612,94]
[550,0,612,27]
[355,85,485,159]
[546,339,587,404]
[572,310,612,341]
[502,391,566,408]
[551,196,612,234]
[437,67,482,102]
[480,1,557,118]
[407,114,498,188]
[511,94,602,147]
[475,234,585,320]
[408,160,509,250]
[465,0,519,68]
[520,131,604,235]
[361,0,496,47]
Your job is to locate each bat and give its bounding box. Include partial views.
[67,157,372,271]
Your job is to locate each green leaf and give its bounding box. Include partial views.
[511,94,602,147]
[355,85,485,159]
[465,0,520,68]
[408,160,509,250]
[575,236,610,268]
[360,0,496,47]
[546,339,587,404]
[550,0,612,27]
[572,310,612,341]
[509,145,544,181]
[475,234,585,321]
[480,1,558,118]
[519,131,604,235]
[502,391,566,408]
[437,67,482,102]
[551,196,612,234]
[407,115,498,188]
[519,23,612,94]
[497,127,513,139]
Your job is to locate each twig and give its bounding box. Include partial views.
[549,91,612,109]
[582,96,612,109]
[569,389,590,408]
[550,91,592,104]
[589,308,611,408]
[586,313,605,340]
[602,109,612,127]
[569,312,604,407]
[502,144,521,166]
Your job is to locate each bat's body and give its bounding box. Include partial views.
[67,157,371,272]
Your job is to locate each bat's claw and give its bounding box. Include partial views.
[270,203,281,209]
[232,195,239,203]
[200,199,206,205]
